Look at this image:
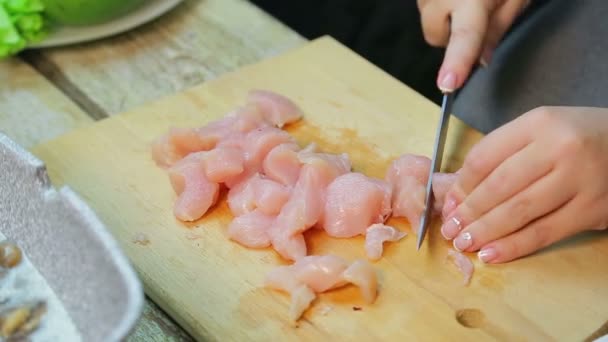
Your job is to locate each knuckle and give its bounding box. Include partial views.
[509,196,534,228]
[485,168,510,197]
[463,153,486,176]
[529,224,550,249]
[451,26,484,42]
[555,128,584,157]
[528,106,554,125]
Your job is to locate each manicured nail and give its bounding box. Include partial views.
[480,48,494,67]
[479,57,488,68]
[453,231,472,251]
[440,215,462,240]
[438,71,457,93]
[478,247,497,263]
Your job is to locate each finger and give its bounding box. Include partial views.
[480,0,530,65]
[452,169,576,252]
[453,109,541,201]
[455,141,554,225]
[418,1,451,47]
[476,197,584,263]
[437,1,494,92]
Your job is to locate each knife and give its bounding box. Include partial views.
[416,92,453,250]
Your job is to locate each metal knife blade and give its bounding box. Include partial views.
[416,92,453,250]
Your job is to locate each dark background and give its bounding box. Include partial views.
[250,0,549,105]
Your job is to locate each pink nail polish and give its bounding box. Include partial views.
[438,72,457,93]
[453,232,472,251]
[440,215,462,240]
[478,247,497,263]
[482,48,494,65]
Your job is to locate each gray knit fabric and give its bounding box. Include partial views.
[452,0,608,134]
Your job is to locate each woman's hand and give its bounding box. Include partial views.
[417,0,530,92]
[440,106,608,263]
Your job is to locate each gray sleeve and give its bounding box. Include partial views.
[451,0,608,134]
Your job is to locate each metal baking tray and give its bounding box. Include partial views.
[0,132,143,341]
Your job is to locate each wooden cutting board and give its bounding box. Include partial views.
[31,37,608,341]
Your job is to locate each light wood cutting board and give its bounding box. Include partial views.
[31,37,608,341]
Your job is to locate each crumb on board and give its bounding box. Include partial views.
[352,306,362,311]
[185,232,202,240]
[132,233,150,246]
[317,304,333,316]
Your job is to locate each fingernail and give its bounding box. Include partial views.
[438,72,457,93]
[440,215,462,240]
[478,247,497,263]
[480,48,494,67]
[453,231,472,251]
[479,57,488,68]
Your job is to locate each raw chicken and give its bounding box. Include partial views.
[264,255,378,321]
[227,173,291,217]
[151,88,303,167]
[267,226,307,262]
[248,89,303,128]
[228,103,271,133]
[254,177,291,216]
[244,127,296,170]
[168,153,220,222]
[323,173,392,238]
[447,249,474,285]
[202,146,245,183]
[227,209,274,248]
[364,224,407,261]
[385,154,431,230]
[342,259,378,304]
[262,143,302,186]
[268,152,353,261]
[227,173,260,217]
[151,128,211,168]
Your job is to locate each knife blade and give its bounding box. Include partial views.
[416,92,453,250]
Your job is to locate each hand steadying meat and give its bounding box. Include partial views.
[440,106,608,263]
[416,0,530,92]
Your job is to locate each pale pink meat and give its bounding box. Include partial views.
[151,127,212,168]
[248,89,303,128]
[289,255,350,292]
[264,255,378,321]
[202,146,245,183]
[447,249,474,285]
[227,173,260,217]
[228,103,271,133]
[244,127,296,171]
[270,151,353,253]
[364,224,407,261]
[168,153,220,222]
[227,173,291,217]
[342,259,378,304]
[385,154,431,230]
[297,151,352,176]
[254,177,291,215]
[151,103,272,168]
[267,225,307,261]
[323,173,392,238]
[227,209,274,248]
[262,143,302,186]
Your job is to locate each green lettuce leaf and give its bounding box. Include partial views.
[0,0,47,58]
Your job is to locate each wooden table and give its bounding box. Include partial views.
[1,0,303,340]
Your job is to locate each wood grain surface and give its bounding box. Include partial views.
[31,37,608,341]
